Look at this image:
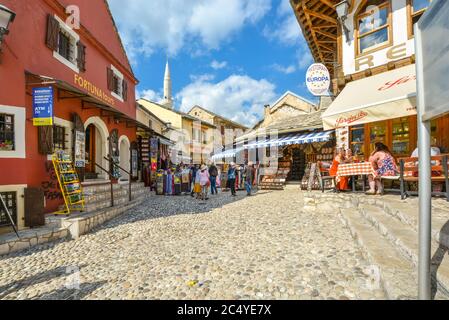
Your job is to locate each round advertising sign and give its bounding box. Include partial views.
[306,63,331,96]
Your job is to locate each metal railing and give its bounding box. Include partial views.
[104,156,132,202]
[94,162,115,207]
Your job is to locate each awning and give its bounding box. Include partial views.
[25,71,147,130]
[244,131,334,150]
[322,64,417,130]
[211,147,244,160]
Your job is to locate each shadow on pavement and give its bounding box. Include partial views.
[33,281,107,300]
[431,220,449,300]
[0,264,87,299]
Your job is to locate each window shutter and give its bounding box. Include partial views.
[77,41,86,72]
[107,67,114,91]
[38,126,54,155]
[46,15,59,51]
[122,80,128,101]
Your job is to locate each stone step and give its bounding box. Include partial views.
[382,200,449,249]
[83,188,128,203]
[84,188,148,212]
[82,183,121,195]
[339,208,418,300]
[360,205,449,298]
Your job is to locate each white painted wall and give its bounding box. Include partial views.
[342,0,415,75]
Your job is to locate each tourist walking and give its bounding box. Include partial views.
[190,164,199,197]
[228,162,237,197]
[367,142,398,195]
[199,164,210,200]
[244,162,254,196]
[209,162,219,195]
[194,165,202,199]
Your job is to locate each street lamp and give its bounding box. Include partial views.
[335,0,350,44]
[0,4,16,63]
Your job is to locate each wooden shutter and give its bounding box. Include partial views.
[38,126,54,155]
[46,14,59,51]
[122,80,128,101]
[107,67,114,91]
[24,188,45,228]
[76,41,86,72]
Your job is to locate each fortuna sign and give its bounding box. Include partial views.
[306,63,331,96]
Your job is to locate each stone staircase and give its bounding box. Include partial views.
[306,192,449,300]
[82,182,147,212]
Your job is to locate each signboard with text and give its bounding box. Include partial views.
[306,63,331,96]
[32,87,54,126]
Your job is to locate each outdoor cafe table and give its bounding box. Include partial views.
[336,162,376,192]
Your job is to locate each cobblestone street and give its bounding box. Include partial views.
[0,189,385,300]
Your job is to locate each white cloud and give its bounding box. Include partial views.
[272,64,297,74]
[189,74,216,82]
[176,75,277,127]
[211,60,228,70]
[136,89,163,102]
[108,0,271,61]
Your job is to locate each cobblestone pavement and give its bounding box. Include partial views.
[0,189,386,300]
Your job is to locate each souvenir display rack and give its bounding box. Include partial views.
[52,152,85,215]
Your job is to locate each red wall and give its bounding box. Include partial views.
[0,0,138,213]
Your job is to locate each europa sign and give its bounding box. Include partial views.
[306,63,331,96]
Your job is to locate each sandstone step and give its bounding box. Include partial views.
[360,205,449,298]
[84,189,148,212]
[339,208,417,300]
[382,200,449,250]
[82,183,121,195]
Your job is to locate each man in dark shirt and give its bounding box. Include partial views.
[209,163,219,195]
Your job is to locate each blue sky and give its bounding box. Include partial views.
[108,0,316,126]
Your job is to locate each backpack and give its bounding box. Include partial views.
[228,168,236,180]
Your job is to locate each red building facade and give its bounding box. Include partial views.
[0,0,139,230]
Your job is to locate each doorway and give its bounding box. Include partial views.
[119,136,130,181]
[85,124,96,175]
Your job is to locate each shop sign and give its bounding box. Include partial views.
[306,63,331,96]
[32,87,54,126]
[74,131,86,168]
[73,74,115,106]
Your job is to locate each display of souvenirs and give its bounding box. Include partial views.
[52,151,85,214]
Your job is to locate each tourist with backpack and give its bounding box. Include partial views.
[209,163,219,195]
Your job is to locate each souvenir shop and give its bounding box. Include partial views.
[137,130,175,189]
[243,130,335,184]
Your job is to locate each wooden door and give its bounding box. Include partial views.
[85,125,96,173]
[24,188,45,228]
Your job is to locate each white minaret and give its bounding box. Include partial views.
[163,59,173,109]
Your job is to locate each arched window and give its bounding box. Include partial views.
[355,0,392,56]
[408,0,432,37]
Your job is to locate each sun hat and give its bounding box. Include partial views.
[201,164,207,171]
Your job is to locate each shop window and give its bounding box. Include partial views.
[392,117,410,156]
[356,1,391,55]
[58,31,72,61]
[0,113,15,151]
[409,0,431,36]
[369,121,388,154]
[0,192,17,227]
[350,125,365,157]
[202,131,207,145]
[53,125,66,151]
